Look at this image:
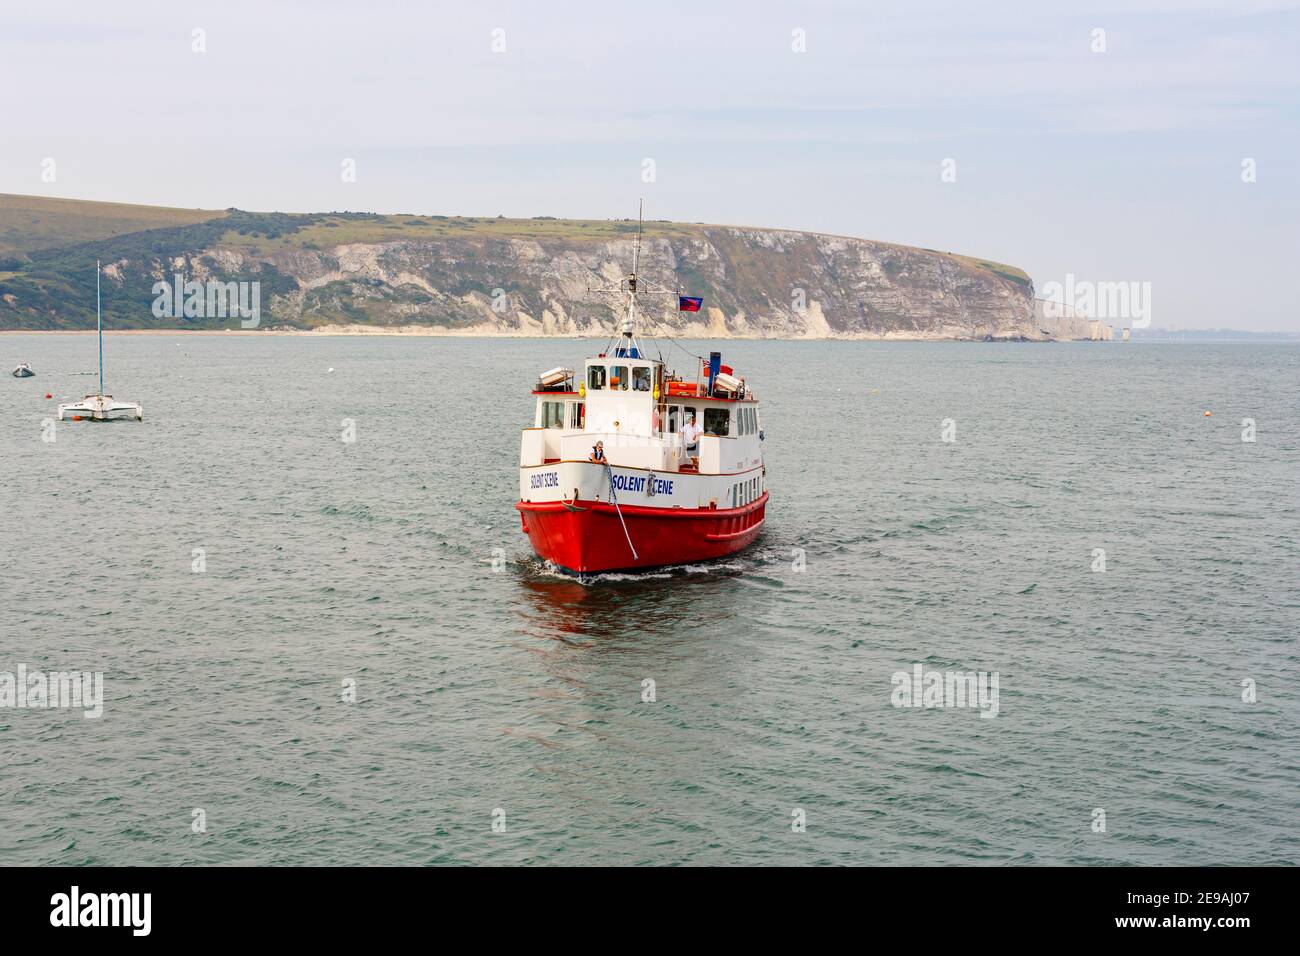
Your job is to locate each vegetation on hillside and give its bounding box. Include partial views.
[0,193,225,256]
[0,194,1032,330]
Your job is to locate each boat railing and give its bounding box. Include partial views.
[560,432,681,471]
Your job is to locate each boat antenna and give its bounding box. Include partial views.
[588,199,680,357]
[632,198,642,277]
[97,258,103,396]
[622,198,643,344]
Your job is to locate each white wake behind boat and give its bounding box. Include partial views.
[58,259,143,422]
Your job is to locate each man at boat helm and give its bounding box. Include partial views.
[589,441,606,463]
[681,415,702,459]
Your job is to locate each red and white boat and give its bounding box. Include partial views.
[516,212,767,576]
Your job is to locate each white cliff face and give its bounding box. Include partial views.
[213,228,1044,338]
[1033,298,1104,340]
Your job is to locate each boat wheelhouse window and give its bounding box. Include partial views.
[704,407,730,436]
[684,406,697,427]
[569,402,584,429]
[611,365,629,390]
[542,401,565,429]
[588,365,606,390]
[667,405,680,434]
[738,408,748,435]
[632,366,651,391]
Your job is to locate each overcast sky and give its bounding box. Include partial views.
[2,0,1297,330]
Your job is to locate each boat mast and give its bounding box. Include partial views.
[621,199,643,346]
[97,258,103,395]
[590,199,679,358]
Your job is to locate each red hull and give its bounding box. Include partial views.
[517,493,768,574]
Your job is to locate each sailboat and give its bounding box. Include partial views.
[58,260,143,421]
[515,202,767,575]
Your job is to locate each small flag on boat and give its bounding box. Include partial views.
[679,296,703,312]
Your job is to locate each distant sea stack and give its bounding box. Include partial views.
[1,193,1071,339]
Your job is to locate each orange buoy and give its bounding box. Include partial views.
[1204,410,1213,417]
[72,415,83,421]
[44,393,52,399]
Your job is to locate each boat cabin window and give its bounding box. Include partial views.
[632,366,651,391]
[738,408,748,435]
[666,405,680,434]
[684,405,697,428]
[570,402,585,429]
[588,365,606,390]
[611,365,628,391]
[704,407,730,436]
[542,401,565,429]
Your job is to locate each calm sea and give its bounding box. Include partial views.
[1,335,1297,865]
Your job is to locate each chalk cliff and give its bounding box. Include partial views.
[0,195,1056,338]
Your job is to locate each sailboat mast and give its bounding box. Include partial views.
[97,258,103,395]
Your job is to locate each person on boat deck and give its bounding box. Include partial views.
[681,415,701,456]
[589,441,606,463]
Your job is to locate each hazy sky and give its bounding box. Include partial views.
[2,0,1297,330]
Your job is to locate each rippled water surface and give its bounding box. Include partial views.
[1,335,1297,865]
